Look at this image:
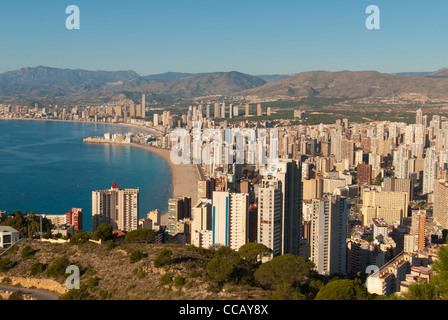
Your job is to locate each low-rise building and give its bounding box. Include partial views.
[0,226,20,248]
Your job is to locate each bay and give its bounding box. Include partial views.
[0,119,173,232]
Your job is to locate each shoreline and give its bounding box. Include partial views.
[2,117,199,226]
[129,144,200,226]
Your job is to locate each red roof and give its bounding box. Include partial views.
[111,181,119,189]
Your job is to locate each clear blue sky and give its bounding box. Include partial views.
[0,0,447,75]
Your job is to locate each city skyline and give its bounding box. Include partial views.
[1,1,447,75]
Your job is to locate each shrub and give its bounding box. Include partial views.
[21,245,36,260]
[30,262,45,276]
[159,274,172,286]
[124,229,156,244]
[0,258,17,273]
[46,257,71,278]
[154,249,173,268]
[129,250,144,264]
[8,291,24,300]
[174,276,186,287]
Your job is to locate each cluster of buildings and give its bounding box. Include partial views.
[3,96,448,298]
[155,107,448,297]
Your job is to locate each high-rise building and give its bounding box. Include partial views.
[361,188,409,225]
[212,191,249,251]
[66,208,83,231]
[141,94,146,119]
[423,147,438,194]
[257,104,262,117]
[411,210,427,251]
[357,163,372,186]
[272,159,302,256]
[245,104,250,117]
[167,197,191,236]
[433,180,448,229]
[310,195,348,275]
[257,177,283,260]
[92,182,139,232]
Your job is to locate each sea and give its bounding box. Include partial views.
[0,119,173,232]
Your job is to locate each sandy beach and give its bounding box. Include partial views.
[130,144,200,225]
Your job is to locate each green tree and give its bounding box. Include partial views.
[92,223,115,242]
[402,281,437,300]
[205,247,241,285]
[238,243,271,264]
[69,230,90,245]
[0,258,17,273]
[254,254,314,290]
[59,285,93,300]
[124,229,156,244]
[129,250,144,264]
[315,279,372,300]
[154,249,173,268]
[21,245,36,260]
[46,257,70,278]
[30,262,45,276]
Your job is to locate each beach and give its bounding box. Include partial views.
[130,144,200,225]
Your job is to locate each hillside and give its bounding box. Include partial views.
[0,240,268,300]
[0,67,267,104]
[236,70,448,99]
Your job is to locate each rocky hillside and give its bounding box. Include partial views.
[236,70,448,99]
[0,240,267,300]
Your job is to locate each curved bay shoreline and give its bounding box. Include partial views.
[1,117,200,226]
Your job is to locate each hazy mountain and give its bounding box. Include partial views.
[256,74,291,83]
[142,72,200,82]
[236,70,448,99]
[427,68,448,79]
[0,67,267,103]
[0,66,139,88]
[395,71,433,77]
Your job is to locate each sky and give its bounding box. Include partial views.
[0,0,447,76]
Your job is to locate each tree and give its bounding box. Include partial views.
[46,257,71,278]
[154,249,173,268]
[238,243,272,264]
[21,245,36,260]
[0,258,17,273]
[315,279,372,300]
[69,230,90,245]
[124,229,156,244]
[254,254,314,290]
[205,247,241,285]
[129,250,144,264]
[92,223,115,242]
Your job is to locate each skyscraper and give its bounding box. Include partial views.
[310,195,348,275]
[212,191,249,251]
[141,94,146,119]
[257,177,283,259]
[66,208,83,231]
[423,147,438,194]
[272,159,302,256]
[92,182,139,232]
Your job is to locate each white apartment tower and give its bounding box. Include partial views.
[423,147,438,195]
[257,177,283,259]
[212,191,249,251]
[310,195,348,275]
[92,182,139,232]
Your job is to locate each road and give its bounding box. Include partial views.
[0,285,60,300]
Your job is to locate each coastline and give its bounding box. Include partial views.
[2,117,199,226]
[129,144,200,226]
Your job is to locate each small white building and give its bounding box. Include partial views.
[0,226,20,248]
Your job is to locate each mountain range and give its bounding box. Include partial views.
[1,66,448,105]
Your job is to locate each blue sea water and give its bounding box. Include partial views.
[0,120,173,232]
